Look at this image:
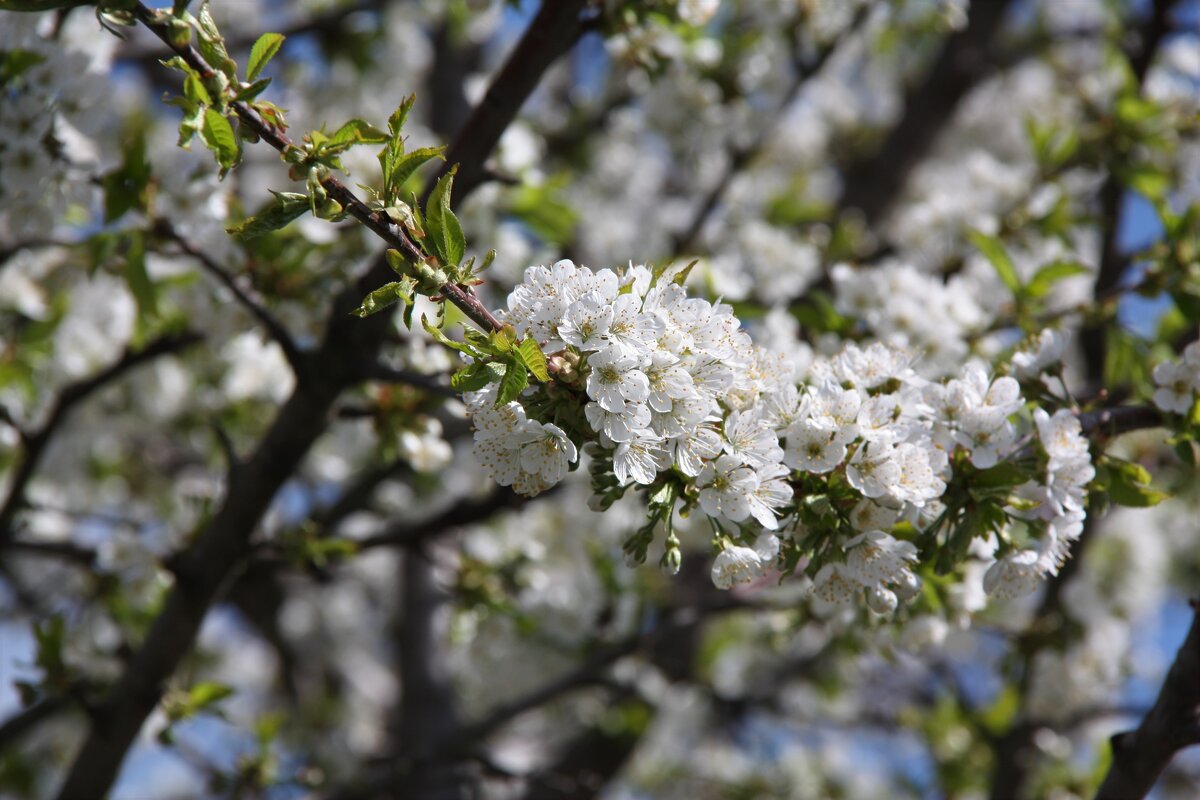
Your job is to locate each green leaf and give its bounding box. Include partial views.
[971,462,1026,489]
[226,191,310,240]
[1024,260,1089,299]
[968,230,1020,293]
[187,682,234,710]
[516,337,549,382]
[201,108,238,173]
[246,32,284,81]
[387,95,416,136]
[388,146,445,194]
[451,361,504,392]
[672,259,698,287]
[421,315,481,357]
[495,356,528,406]
[233,77,272,102]
[0,48,45,83]
[330,118,389,148]
[352,280,413,318]
[123,232,157,320]
[491,326,517,353]
[1106,459,1169,507]
[1120,165,1171,202]
[425,166,465,267]
[102,130,150,223]
[1170,291,1200,323]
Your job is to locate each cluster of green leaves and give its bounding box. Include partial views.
[429,320,550,406]
[968,230,1089,326]
[157,681,234,744]
[155,3,287,175]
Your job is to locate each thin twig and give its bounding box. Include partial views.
[0,330,203,547]
[156,220,307,374]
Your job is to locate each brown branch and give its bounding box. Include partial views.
[1081,0,1178,382]
[0,696,71,752]
[422,0,595,209]
[1096,599,1200,800]
[0,330,203,547]
[155,220,306,374]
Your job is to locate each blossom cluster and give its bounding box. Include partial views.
[461,261,1099,610]
[1151,340,1200,415]
[0,16,109,239]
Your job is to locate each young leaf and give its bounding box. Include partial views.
[388,146,445,193]
[187,682,234,711]
[517,337,550,382]
[226,191,310,240]
[123,232,157,320]
[233,77,272,102]
[352,281,412,318]
[425,166,465,267]
[330,118,389,148]
[246,32,284,81]
[201,108,238,173]
[968,230,1020,293]
[495,356,528,406]
[491,325,517,353]
[1106,459,1169,507]
[421,315,482,357]
[451,361,505,393]
[1024,260,1089,299]
[387,95,416,136]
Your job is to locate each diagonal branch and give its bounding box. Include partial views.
[154,220,307,374]
[836,0,1015,231]
[422,0,595,209]
[0,329,203,546]
[1096,599,1200,800]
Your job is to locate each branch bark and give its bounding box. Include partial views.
[422,0,594,209]
[1095,599,1200,800]
[836,0,1014,231]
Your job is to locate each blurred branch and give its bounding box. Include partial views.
[836,0,1015,232]
[350,487,533,553]
[1082,0,1179,382]
[1096,599,1200,800]
[116,0,390,66]
[0,330,202,547]
[156,221,307,375]
[362,363,456,397]
[423,0,597,208]
[0,697,71,751]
